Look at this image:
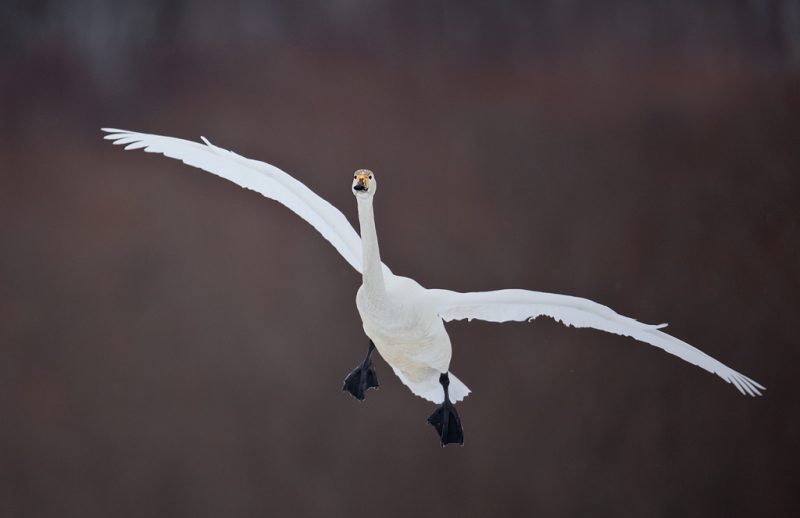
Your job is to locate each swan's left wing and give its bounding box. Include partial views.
[103,128,364,272]
[429,288,764,396]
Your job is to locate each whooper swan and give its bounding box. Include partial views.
[103,128,764,447]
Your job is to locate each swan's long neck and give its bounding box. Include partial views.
[357,196,386,298]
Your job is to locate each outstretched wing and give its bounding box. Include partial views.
[103,128,364,272]
[430,288,764,396]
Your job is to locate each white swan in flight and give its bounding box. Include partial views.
[103,128,764,446]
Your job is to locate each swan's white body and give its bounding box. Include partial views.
[103,128,765,402]
[354,184,469,402]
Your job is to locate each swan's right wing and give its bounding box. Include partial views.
[103,128,364,272]
[430,288,764,396]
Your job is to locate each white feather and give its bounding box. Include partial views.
[103,128,364,273]
[431,288,764,396]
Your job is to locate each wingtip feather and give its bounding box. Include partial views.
[724,371,764,397]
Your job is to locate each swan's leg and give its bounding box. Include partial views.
[427,373,464,447]
[342,340,379,401]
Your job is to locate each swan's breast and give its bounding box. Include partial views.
[355,275,451,373]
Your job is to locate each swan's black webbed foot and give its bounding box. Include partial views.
[343,340,379,401]
[427,372,464,447]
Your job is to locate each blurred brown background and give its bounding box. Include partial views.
[1,1,798,516]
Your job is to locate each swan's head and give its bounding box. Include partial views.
[352,169,375,199]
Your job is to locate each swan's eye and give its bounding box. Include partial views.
[369,175,373,179]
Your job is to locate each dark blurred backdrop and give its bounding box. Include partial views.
[1,1,798,516]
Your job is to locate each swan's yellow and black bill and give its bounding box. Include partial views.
[353,170,372,192]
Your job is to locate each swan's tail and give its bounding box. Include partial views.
[391,367,471,404]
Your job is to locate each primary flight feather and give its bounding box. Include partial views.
[103,128,764,446]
